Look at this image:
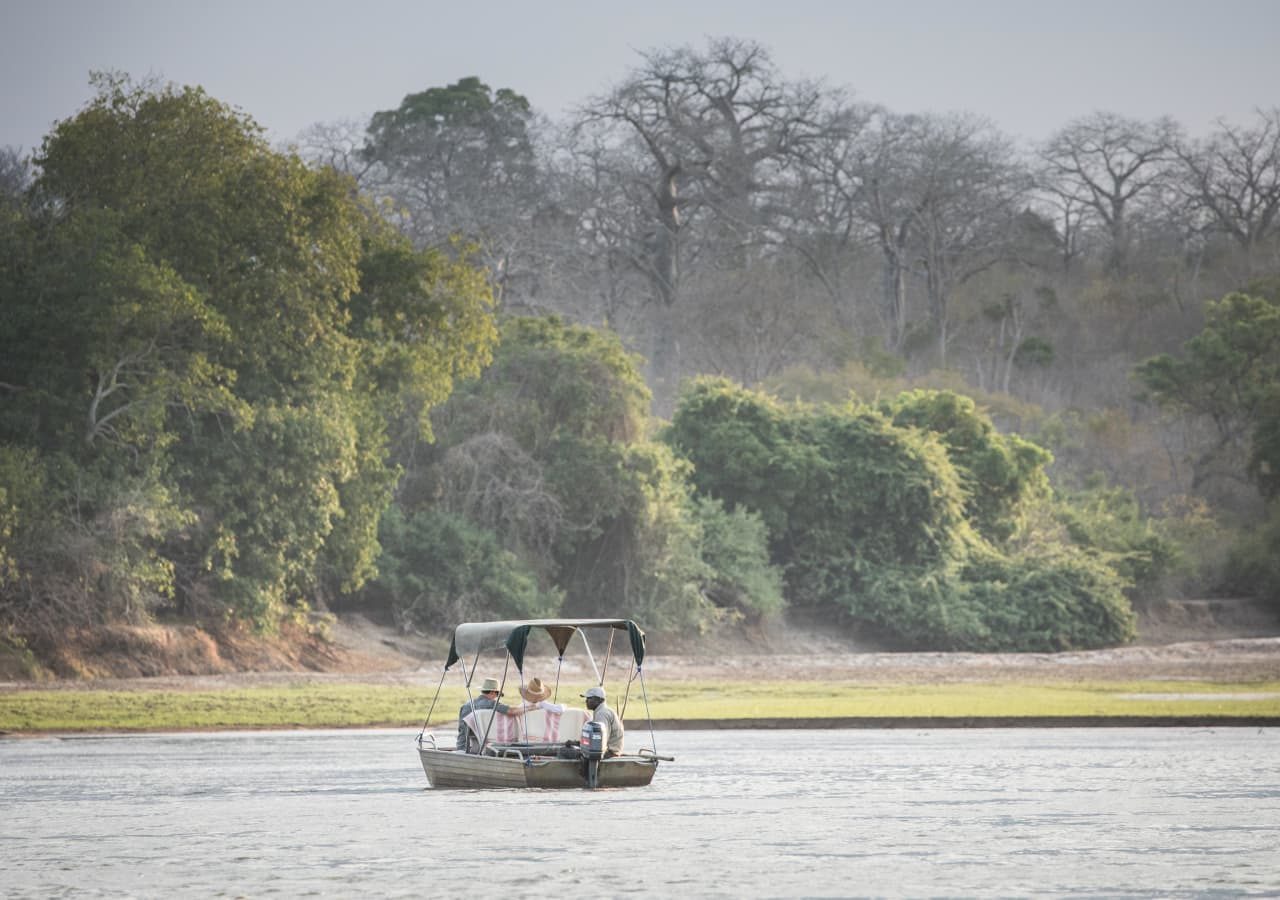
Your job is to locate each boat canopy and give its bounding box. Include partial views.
[445,619,645,672]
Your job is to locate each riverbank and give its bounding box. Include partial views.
[3,676,1279,735]
[3,609,1278,735]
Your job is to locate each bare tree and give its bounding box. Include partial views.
[773,102,882,330]
[542,125,672,332]
[291,118,379,186]
[1031,165,1094,275]
[577,37,836,381]
[861,114,926,352]
[437,432,563,571]
[681,260,832,387]
[912,114,1030,366]
[1174,108,1280,275]
[1040,111,1180,273]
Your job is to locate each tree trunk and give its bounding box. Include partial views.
[880,247,906,352]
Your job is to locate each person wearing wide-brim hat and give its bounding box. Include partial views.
[581,685,624,758]
[519,677,566,714]
[456,676,528,752]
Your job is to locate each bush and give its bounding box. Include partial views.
[369,506,558,632]
[665,378,1137,650]
[693,497,784,620]
[410,320,775,633]
[882,389,1051,545]
[850,550,1135,652]
[1055,480,1180,603]
[1223,501,1280,608]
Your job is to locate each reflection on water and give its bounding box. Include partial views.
[2,728,1278,897]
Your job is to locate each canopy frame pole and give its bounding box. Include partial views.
[478,655,515,755]
[578,629,602,685]
[601,629,616,687]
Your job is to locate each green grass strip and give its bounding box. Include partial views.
[1,680,1278,734]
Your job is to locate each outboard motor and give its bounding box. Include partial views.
[580,721,609,788]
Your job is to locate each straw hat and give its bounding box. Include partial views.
[520,678,552,703]
[477,677,503,695]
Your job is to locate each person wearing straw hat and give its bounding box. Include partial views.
[456,677,528,752]
[581,685,624,758]
[519,677,565,714]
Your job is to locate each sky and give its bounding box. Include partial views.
[3,0,1279,155]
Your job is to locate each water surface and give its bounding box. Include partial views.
[2,728,1277,897]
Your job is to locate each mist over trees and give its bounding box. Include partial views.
[3,38,1280,666]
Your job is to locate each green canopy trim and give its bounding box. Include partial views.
[444,619,646,672]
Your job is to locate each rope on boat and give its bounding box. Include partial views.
[618,657,635,719]
[416,664,451,744]
[637,666,658,755]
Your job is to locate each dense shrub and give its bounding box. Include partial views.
[882,390,1051,544]
[665,377,1137,650]
[1055,480,1182,603]
[369,506,557,632]
[394,318,780,632]
[1223,502,1280,609]
[692,497,784,621]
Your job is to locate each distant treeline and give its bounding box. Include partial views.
[2,53,1278,664]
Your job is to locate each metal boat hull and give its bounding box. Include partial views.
[418,747,658,789]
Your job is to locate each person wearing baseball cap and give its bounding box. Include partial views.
[581,685,624,757]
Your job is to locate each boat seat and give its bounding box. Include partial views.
[522,706,591,743]
[463,706,592,748]
[463,708,524,746]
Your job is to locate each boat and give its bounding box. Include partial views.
[415,618,671,789]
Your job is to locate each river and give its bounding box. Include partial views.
[2,727,1277,897]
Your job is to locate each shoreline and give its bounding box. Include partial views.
[4,714,1279,739]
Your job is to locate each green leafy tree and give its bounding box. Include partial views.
[1054,479,1180,603]
[368,506,557,632]
[661,378,820,541]
[1,74,497,633]
[665,378,1135,649]
[882,390,1051,543]
[1135,291,1280,498]
[693,497,785,620]
[361,77,544,303]
[395,317,776,630]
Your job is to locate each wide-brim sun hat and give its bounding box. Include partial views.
[520,678,552,703]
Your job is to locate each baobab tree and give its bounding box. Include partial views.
[1041,111,1180,274]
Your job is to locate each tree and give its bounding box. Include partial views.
[360,77,546,305]
[0,146,31,206]
[839,110,928,352]
[3,74,497,631]
[1041,112,1180,273]
[1174,109,1280,275]
[909,114,1029,365]
[408,317,778,629]
[882,389,1051,544]
[1136,291,1280,499]
[577,37,835,379]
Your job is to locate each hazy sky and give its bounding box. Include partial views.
[3,0,1278,154]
